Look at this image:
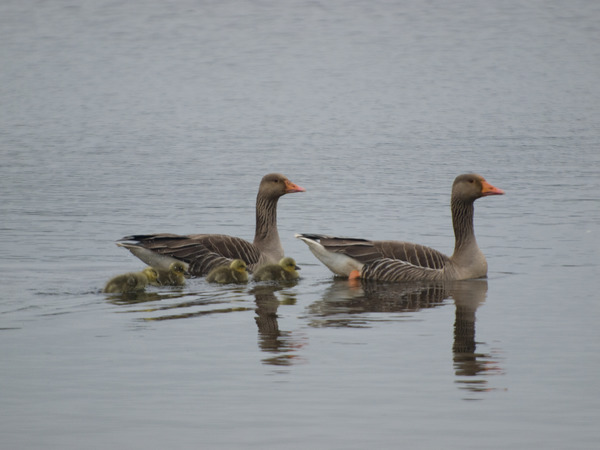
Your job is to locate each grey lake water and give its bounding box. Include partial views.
[1,0,600,448]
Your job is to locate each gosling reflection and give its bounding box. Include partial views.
[108,285,253,320]
[251,284,305,366]
[106,290,185,305]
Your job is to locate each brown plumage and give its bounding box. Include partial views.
[104,267,159,293]
[296,174,504,282]
[118,173,305,276]
[206,259,249,284]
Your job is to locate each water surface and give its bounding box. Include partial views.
[1,0,599,448]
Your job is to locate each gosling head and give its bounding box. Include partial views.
[143,267,159,283]
[279,257,300,273]
[169,261,187,276]
[230,259,248,274]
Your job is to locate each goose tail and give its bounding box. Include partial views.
[295,233,363,277]
[116,242,190,272]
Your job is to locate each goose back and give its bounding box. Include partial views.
[121,233,262,275]
[299,234,450,269]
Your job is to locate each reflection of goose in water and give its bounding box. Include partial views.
[307,279,448,327]
[308,278,503,394]
[449,279,504,394]
[449,279,487,357]
[251,285,304,366]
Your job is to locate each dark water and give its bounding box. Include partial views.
[1,0,599,448]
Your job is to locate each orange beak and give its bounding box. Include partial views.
[284,180,306,193]
[481,179,505,196]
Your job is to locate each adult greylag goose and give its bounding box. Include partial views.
[104,267,159,293]
[119,173,305,276]
[253,257,301,282]
[206,259,249,284]
[296,174,504,282]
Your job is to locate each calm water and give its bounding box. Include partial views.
[1,0,600,448]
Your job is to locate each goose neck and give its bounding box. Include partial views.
[451,197,476,254]
[254,194,280,245]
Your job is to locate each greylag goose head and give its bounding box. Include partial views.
[452,173,505,201]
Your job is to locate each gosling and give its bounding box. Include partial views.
[104,267,159,293]
[253,257,300,282]
[155,261,187,286]
[206,259,249,284]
